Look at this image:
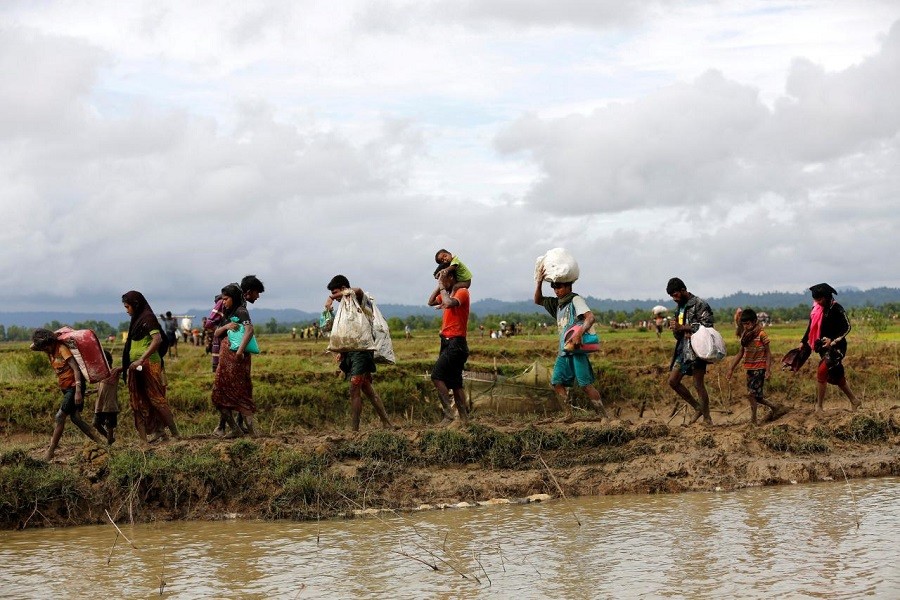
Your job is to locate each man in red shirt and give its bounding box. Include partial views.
[427,270,470,426]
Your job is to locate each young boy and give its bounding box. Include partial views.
[435,249,472,292]
[533,267,609,422]
[727,309,788,425]
[93,350,121,444]
[30,329,104,460]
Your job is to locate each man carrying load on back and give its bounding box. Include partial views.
[30,329,105,460]
[534,267,609,423]
[666,277,714,425]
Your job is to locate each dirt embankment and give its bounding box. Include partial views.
[4,406,899,530]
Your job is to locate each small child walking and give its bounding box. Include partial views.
[434,249,472,291]
[727,309,788,425]
[93,351,122,444]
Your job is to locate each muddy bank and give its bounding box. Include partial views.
[2,407,898,530]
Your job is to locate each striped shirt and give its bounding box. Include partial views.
[742,329,770,370]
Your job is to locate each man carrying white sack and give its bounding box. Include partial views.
[534,263,609,423]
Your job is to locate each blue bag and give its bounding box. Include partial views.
[227,316,260,354]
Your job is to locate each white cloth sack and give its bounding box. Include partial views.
[690,326,727,363]
[366,293,396,364]
[534,248,580,283]
[326,292,376,353]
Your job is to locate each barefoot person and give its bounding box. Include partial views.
[122,291,180,443]
[427,269,472,425]
[30,329,104,459]
[799,283,861,412]
[727,309,787,425]
[666,277,714,425]
[534,268,608,422]
[211,283,259,437]
[93,350,122,444]
[325,275,395,432]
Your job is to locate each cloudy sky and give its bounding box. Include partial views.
[2,0,899,314]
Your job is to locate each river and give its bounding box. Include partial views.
[1,478,898,599]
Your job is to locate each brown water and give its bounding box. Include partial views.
[1,478,898,599]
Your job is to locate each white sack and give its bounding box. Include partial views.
[690,326,727,363]
[534,248,580,283]
[366,293,396,364]
[326,292,376,353]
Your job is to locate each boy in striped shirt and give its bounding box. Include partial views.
[727,309,788,425]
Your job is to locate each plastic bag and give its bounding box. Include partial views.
[319,309,334,332]
[226,317,260,354]
[689,326,727,363]
[366,293,396,364]
[535,248,580,283]
[327,291,376,353]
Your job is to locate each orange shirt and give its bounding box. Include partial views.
[440,288,470,338]
[49,344,78,389]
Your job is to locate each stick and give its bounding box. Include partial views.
[106,532,119,565]
[838,463,861,529]
[105,509,139,549]
[392,549,439,571]
[666,404,685,426]
[537,455,581,527]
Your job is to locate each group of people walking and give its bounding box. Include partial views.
[31,255,863,458]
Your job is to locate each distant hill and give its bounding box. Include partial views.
[2,287,898,328]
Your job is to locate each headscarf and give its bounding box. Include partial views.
[809,283,838,299]
[122,290,166,372]
[220,283,245,321]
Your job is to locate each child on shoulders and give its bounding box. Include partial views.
[434,249,472,292]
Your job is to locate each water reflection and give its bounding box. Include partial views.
[1,478,897,599]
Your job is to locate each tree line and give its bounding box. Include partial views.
[1,303,897,341]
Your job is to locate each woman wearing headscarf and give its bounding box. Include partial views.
[798,283,861,412]
[211,283,257,437]
[122,291,180,442]
[30,329,105,459]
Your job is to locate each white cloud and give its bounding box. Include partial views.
[1,1,898,316]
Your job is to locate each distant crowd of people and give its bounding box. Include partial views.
[30,245,862,458]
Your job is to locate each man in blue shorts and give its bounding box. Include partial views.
[534,267,609,422]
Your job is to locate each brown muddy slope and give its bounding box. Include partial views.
[5,404,898,530]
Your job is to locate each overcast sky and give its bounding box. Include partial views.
[2,0,899,314]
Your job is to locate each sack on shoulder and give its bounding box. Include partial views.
[327,292,376,353]
[366,293,396,364]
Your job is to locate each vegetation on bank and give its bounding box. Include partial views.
[2,413,898,530]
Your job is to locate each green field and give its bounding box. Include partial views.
[2,322,898,439]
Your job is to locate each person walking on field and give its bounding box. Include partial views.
[799,283,861,412]
[666,277,714,425]
[211,284,259,437]
[325,275,395,432]
[534,267,609,422]
[428,269,471,425]
[727,309,788,425]
[122,291,180,443]
[30,329,104,460]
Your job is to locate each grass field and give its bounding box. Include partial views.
[2,321,898,439]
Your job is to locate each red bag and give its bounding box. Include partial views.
[55,327,111,383]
